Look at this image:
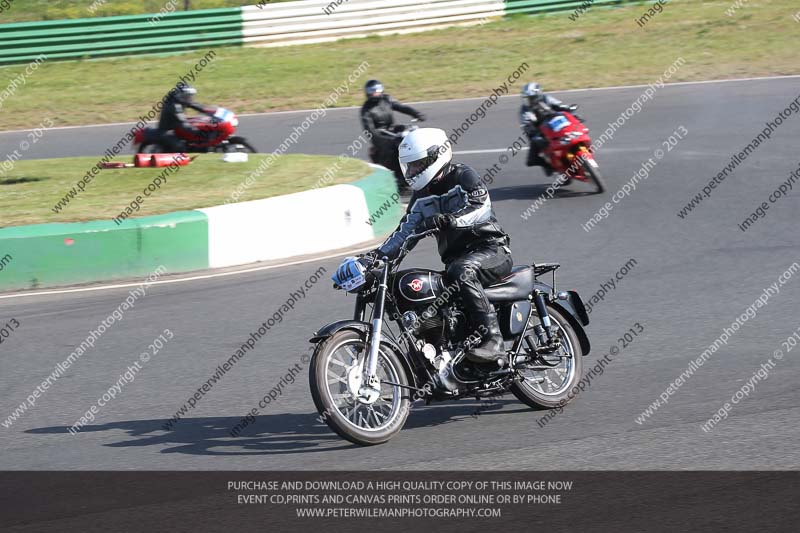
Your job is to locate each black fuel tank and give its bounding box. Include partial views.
[393,269,447,311]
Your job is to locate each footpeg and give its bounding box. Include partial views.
[524,334,561,356]
[535,340,562,355]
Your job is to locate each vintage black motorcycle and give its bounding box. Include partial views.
[309,230,590,445]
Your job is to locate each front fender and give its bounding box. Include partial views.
[310,319,366,343]
[310,320,419,388]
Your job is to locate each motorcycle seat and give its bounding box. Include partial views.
[485,266,534,302]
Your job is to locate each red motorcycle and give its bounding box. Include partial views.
[538,111,605,193]
[134,106,257,154]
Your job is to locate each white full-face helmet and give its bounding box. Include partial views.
[398,128,452,191]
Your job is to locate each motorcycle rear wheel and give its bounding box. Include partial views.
[510,306,584,409]
[227,136,258,153]
[309,330,411,446]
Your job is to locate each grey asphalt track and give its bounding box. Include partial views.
[0,78,798,469]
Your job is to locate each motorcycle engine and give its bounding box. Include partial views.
[401,310,444,344]
[401,308,465,394]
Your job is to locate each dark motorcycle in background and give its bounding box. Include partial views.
[309,230,591,445]
[134,106,257,154]
[368,119,418,191]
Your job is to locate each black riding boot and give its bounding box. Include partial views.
[467,311,505,364]
[526,138,553,175]
[526,141,541,167]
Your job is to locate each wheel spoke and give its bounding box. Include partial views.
[367,407,382,425]
[343,345,361,363]
[327,374,347,386]
[324,342,405,432]
[371,406,389,421]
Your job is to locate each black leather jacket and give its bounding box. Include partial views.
[360,95,422,139]
[377,163,509,263]
[520,94,573,135]
[158,96,210,133]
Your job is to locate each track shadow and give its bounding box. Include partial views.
[26,400,531,456]
[490,182,598,202]
[0,176,48,185]
[27,412,353,456]
[404,399,530,430]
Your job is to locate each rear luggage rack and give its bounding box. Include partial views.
[534,263,560,276]
[534,262,561,292]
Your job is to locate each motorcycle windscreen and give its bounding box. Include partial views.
[546,115,571,133]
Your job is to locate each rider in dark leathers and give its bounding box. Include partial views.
[365,128,512,364]
[156,82,214,151]
[520,82,579,173]
[360,80,426,183]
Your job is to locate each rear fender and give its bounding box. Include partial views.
[310,320,419,388]
[550,295,591,356]
[532,283,590,355]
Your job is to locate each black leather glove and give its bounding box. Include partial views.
[415,113,427,122]
[423,214,454,231]
[358,251,379,268]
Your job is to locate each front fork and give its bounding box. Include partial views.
[358,260,389,403]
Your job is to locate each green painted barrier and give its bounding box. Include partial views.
[0,8,244,65]
[0,211,209,291]
[0,1,640,65]
[504,0,632,15]
[352,166,404,238]
[0,157,396,292]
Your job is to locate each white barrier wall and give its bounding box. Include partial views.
[242,0,505,47]
[199,183,376,268]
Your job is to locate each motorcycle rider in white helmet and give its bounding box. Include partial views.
[362,128,513,364]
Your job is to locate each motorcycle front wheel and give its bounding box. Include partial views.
[309,329,411,446]
[582,158,606,193]
[137,142,168,154]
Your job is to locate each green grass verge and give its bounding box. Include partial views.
[0,154,369,227]
[0,0,797,130]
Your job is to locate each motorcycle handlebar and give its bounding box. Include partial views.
[377,121,417,138]
[394,230,437,263]
[357,230,436,283]
[376,128,401,140]
[408,229,438,240]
